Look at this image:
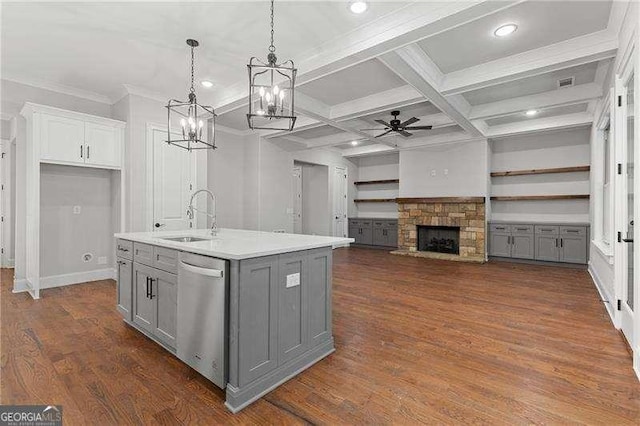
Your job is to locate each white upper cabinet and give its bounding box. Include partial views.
[40,113,85,164]
[27,104,125,169]
[84,121,121,168]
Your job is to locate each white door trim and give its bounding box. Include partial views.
[333,165,348,238]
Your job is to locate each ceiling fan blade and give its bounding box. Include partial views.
[375,130,393,138]
[398,130,413,137]
[400,117,419,127]
[360,128,388,131]
[404,125,433,130]
[375,119,392,127]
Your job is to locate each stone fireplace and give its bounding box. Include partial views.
[393,197,486,262]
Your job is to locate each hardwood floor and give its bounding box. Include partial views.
[2,247,640,424]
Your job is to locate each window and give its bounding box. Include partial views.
[602,123,612,245]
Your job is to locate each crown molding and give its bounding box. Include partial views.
[2,75,112,104]
[116,84,169,104]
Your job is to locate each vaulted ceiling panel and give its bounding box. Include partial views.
[462,61,601,105]
[297,58,407,106]
[418,0,612,73]
[485,103,589,126]
[292,124,346,140]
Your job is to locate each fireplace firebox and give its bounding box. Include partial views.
[417,225,460,255]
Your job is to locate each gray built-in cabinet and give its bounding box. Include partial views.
[349,218,398,248]
[489,222,589,264]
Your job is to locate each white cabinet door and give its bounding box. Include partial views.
[40,113,85,164]
[84,122,121,168]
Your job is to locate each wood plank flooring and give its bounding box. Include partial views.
[2,247,640,424]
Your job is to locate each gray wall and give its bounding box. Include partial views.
[1,79,113,280]
[301,163,329,235]
[40,164,114,276]
[355,153,399,219]
[399,140,489,198]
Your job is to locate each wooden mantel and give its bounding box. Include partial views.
[396,197,485,204]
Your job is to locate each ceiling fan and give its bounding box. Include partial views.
[362,110,433,138]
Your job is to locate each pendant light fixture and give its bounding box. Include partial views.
[166,39,217,151]
[246,0,297,131]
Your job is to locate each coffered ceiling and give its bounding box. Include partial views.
[1,0,628,157]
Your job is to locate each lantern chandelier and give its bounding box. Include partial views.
[166,39,217,151]
[246,0,297,131]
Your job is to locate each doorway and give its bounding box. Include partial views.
[333,166,348,238]
[294,161,330,236]
[147,125,196,231]
[292,165,302,234]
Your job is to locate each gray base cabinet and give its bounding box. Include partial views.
[116,256,133,321]
[490,222,589,265]
[349,218,398,248]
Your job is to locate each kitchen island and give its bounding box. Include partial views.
[114,228,352,412]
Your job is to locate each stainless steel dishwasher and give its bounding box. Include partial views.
[177,251,229,389]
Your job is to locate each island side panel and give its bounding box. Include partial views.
[226,247,335,413]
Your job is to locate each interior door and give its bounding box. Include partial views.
[292,166,302,234]
[333,166,347,237]
[621,74,635,346]
[152,127,194,231]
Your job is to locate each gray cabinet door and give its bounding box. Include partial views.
[559,236,587,264]
[385,226,398,248]
[348,226,359,242]
[511,234,534,259]
[132,263,155,333]
[360,226,373,245]
[153,269,178,349]
[535,235,559,261]
[117,258,133,321]
[308,249,332,347]
[278,252,308,364]
[489,232,511,257]
[372,226,386,246]
[238,255,279,386]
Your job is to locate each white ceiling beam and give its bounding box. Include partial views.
[469,83,603,121]
[304,132,362,149]
[330,85,423,122]
[380,45,484,137]
[261,116,322,139]
[399,131,486,151]
[485,112,593,139]
[441,30,618,95]
[341,144,398,158]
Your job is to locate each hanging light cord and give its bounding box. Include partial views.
[269,0,275,53]
[190,44,195,94]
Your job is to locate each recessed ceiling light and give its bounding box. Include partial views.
[201,80,214,88]
[349,1,368,14]
[351,141,359,146]
[525,109,538,117]
[494,23,518,37]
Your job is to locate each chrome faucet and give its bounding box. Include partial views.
[187,189,217,236]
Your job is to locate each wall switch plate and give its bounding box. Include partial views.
[443,169,449,175]
[431,170,436,177]
[73,205,81,214]
[286,273,300,288]
[98,256,107,265]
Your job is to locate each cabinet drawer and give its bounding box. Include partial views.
[116,239,133,260]
[154,246,179,274]
[490,224,511,233]
[383,220,398,228]
[511,224,533,235]
[560,226,587,236]
[359,220,372,227]
[134,242,154,267]
[535,225,559,235]
[372,220,386,228]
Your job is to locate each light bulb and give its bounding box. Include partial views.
[198,120,204,128]
[259,87,265,97]
[266,92,272,103]
[279,90,285,100]
[180,118,187,129]
[273,85,279,95]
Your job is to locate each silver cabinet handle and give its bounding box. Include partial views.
[117,246,129,252]
[180,261,223,277]
[80,145,83,158]
[87,145,90,159]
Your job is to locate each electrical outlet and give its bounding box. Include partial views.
[431,169,436,177]
[286,273,300,288]
[98,256,107,265]
[73,205,81,215]
[444,169,449,176]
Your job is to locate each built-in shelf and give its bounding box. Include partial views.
[490,195,590,201]
[354,179,400,186]
[354,198,397,203]
[490,166,590,177]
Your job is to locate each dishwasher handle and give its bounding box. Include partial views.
[180,260,224,278]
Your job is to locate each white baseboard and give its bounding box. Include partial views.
[588,261,616,327]
[39,268,116,289]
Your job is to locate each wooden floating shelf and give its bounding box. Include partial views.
[354,198,397,203]
[490,166,590,177]
[354,179,400,186]
[397,197,485,204]
[490,195,590,201]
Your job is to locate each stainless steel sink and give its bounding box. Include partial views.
[162,236,210,243]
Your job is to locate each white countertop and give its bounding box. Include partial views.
[115,228,354,260]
